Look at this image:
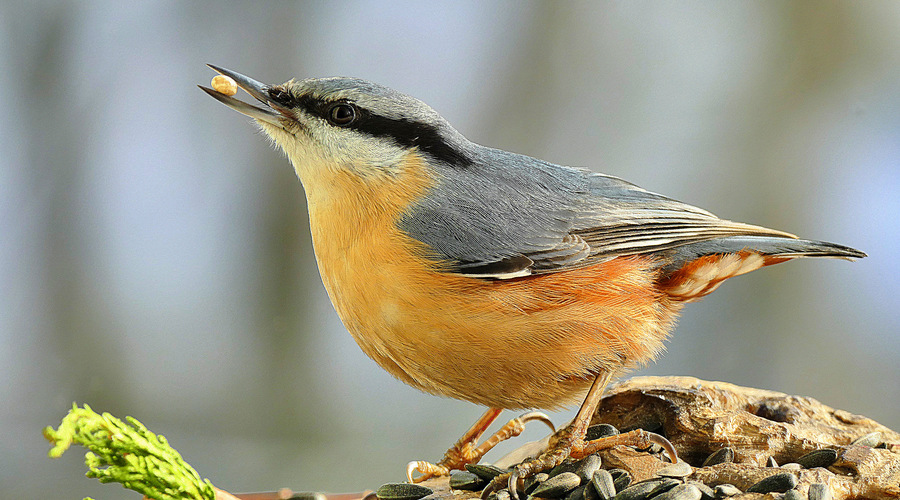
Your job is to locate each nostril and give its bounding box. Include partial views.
[267,86,293,106]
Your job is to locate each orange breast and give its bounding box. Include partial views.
[302,153,683,410]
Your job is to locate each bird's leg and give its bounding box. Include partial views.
[482,372,678,500]
[407,408,555,483]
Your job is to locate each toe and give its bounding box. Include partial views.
[406,461,449,483]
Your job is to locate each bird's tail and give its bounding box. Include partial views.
[656,236,866,302]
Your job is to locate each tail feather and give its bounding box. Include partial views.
[660,235,865,272]
[656,236,865,302]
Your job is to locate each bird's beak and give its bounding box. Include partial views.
[199,64,284,126]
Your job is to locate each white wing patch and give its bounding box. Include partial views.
[459,268,533,280]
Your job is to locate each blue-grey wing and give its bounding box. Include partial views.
[398,147,862,278]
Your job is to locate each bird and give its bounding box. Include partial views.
[200,65,866,497]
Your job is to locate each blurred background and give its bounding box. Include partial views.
[2,1,899,498]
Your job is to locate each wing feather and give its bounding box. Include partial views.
[398,148,831,279]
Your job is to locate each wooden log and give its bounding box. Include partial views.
[418,376,900,500]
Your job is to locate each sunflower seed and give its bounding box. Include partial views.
[450,471,486,491]
[745,472,798,494]
[576,455,603,483]
[525,473,550,495]
[584,480,600,500]
[712,484,741,498]
[375,483,433,500]
[586,424,620,441]
[610,469,632,492]
[656,461,692,478]
[550,459,581,478]
[591,469,616,500]
[766,456,778,468]
[796,449,838,469]
[531,472,582,498]
[564,484,588,500]
[701,447,735,467]
[467,463,507,481]
[850,431,882,448]
[653,484,702,500]
[613,478,678,500]
[647,479,682,497]
[686,482,714,500]
[608,469,628,480]
[646,444,665,455]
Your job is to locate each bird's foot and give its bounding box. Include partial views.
[481,426,677,500]
[407,411,555,483]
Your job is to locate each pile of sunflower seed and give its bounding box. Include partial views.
[374,424,859,500]
[447,455,720,500]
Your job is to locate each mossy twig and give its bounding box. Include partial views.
[44,403,216,500]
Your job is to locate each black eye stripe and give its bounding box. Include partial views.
[294,94,325,115]
[350,114,472,167]
[293,94,472,167]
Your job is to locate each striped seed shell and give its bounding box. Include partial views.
[375,483,433,500]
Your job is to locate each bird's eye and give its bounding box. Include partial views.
[328,103,357,126]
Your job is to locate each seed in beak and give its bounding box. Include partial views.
[211,74,238,96]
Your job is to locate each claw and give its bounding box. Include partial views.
[480,478,501,500]
[406,460,449,483]
[507,468,522,500]
[517,411,555,434]
[648,432,678,463]
[406,461,417,483]
[481,470,518,500]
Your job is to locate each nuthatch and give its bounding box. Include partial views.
[200,65,865,496]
